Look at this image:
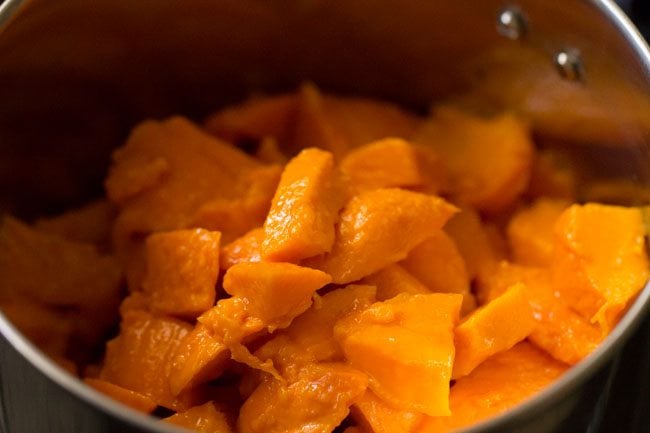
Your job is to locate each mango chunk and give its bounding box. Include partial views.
[191,164,282,244]
[238,362,367,433]
[106,117,263,278]
[220,227,265,270]
[418,343,567,433]
[310,189,457,284]
[284,284,377,361]
[453,284,535,378]
[143,228,221,318]
[164,402,233,433]
[335,293,462,416]
[84,378,157,414]
[552,203,649,332]
[507,199,570,267]
[400,232,474,314]
[352,390,424,433]
[340,138,446,194]
[0,299,74,356]
[204,94,297,146]
[262,148,344,262]
[222,262,332,331]
[482,262,602,365]
[444,208,505,304]
[293,83,419,158]
[414,107,533,213]
[100,310,193,410]
[35,200,115,247]
[169,324,230,396]
[362,264,430,301]
[0,216,122,311]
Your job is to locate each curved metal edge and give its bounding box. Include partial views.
[596,0,650,74]
[0,0,26,32]
[0,0,648,432]
[0,312,189,433]
[455,1,650,430]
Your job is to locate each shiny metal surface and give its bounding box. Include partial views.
[0,1,649,432]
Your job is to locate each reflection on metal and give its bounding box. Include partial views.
[497,6,527,40]
[555,48,585,82]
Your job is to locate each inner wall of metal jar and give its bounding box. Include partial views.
[0,0,649,217]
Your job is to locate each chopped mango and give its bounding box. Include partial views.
[169,324,230,396]
[362,264,430,301]
[552,204,649,332]
[335,294,462,416]
[262,148,344,262]
[164,401,233,433]
[220,227,265,270]
[482,262,602,365]
[415,107,533,213]
[222,262,332,331]
[400,232,474,314]
[352,390,424,433]
[204,94,297,146]
[84,378,157,414]
[293,83,419,158]
[418,343,567,433]
[340,138,446,194]
[453,284,535,378]
[143,228,221,317]
[284,284,377,361]
[99,310,193,410]
[507,199,570,266]
[309,189,457,284]
[238,363,367,433]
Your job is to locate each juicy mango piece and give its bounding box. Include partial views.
[191,164,282,244]
[293,83,419,158]
[285,284,377,361]
[335,293,462,416]
[352,390,424,433]
[362,264,430,301]
[415,107,533,213]
[35,200,115,247]
[552,204,649,332]
[0,299,74,356]
[0,216,122,311]
[100,310,193,410]
[238,362,367,433]
[222,262,332,331]
[444,208,505,304]
[106,117,265,285]
[309,189,457,284]
[220,227,265,270]
[339,138,446,194]
[400,232,474,314]
[204,94,297,146]
[482,263,602,365]
[84,378,157,414]
[418,343,567,433]
[507,199,569,266]
[169,324,230,396]
[453,284,535,378]
[142,228,221,317]
[262,148,344,263]
[164,402,233,433]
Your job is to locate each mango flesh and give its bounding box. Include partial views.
[309,188,457,284]
[1,85,647,433]
[335,294,462,416]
